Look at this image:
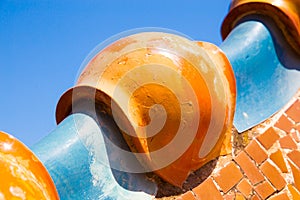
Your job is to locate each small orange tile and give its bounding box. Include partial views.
[275,115,294,133]
[287,150,300,168]
[237,179,252,198]
[288,184,300,200]
[254,181,276,199]
[291,131,300,142]
[235,193,246,200]
[260,160,286,191]
[214,161,243,193]
[251,194,260,200]
[234,151,264,185]
[245,139,268,164]
[178,191,197,200]
[270,149,288,173]
[257,127,280,150]
[268,192,290,200]
[279,135,298,149]
[192,178,222,200]
[286,99,300,123]
[288,160,300,191]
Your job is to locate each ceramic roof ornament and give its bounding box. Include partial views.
[220,0,300,132]
[1,1,300,199]
[56,32,236,187]
[222,0,300,55]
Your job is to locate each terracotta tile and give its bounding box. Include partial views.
[288,184,300,200]
[234,151,264,185]
[257,127,280,150]
[291,131,300,142]
[279,135,298,149]
[214,161,243,193]
[268,192,290,200]
[245,139,268,164]
[275,115,294,133]
[192,178,222,200]
[177,191,197,200]
[286,99,300,123]
[270,149,288,173]
[288,160,300,191]
[235,193,246,200]
[254,181,276,199]
[237,178,252,198]
[260,160,286,191]
[287,150,300,168]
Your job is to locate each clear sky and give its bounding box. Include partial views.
[0,0,230,146]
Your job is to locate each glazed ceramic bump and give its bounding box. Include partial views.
[221,0,300,55]
[56,32,236,187]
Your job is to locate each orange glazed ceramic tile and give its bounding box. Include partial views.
[254,181,276,199]
[287,150,300,168]
[260,160,286,190]
[268,192,290,200]
[234,151,264,184]
[279,135,298,149]
[288,160,300,191]
[270,149,288,173]
[288,184,300,200]
[177,191,197,200]
[257,127,280,149]
[237,179,252,198]
[245,139,268,164]
[275,115,294,133]
[214,161,243,193]
[286,99,300,123]
[192,178,223,200]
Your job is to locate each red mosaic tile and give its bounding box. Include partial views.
[260,160,286,191]
[245,139,268,164]
[177,191,197,200]
[236,178,252,198]
[287,150,300,168]
[254,181,276,199]
[286,99,300,123]
[275,115,294,133]
[234,151,264,185]
[268,191,290,200]
[279,135,298,149]
[288,184,300,200]
[214,161,243,193]
[257,127,280,150]
[288,160,300,191]
[270,149,288,173]
[192,178,222,200]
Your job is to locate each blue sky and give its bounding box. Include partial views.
[0,0,230,146]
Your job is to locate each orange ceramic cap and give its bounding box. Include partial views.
[0,131,59,199]
[221,0,300,55]
[56,32,236,187]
